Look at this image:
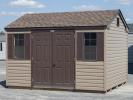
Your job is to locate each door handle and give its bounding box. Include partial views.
[32,57,34,61]
[53,64,56,67]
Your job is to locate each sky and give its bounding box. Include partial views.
[0,0,133,31]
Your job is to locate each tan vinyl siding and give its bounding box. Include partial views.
[6,60,31,87]
[104,16,128,90]
[75,61,104,91]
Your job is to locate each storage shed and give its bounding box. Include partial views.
[0,33,6,60]
[5,9,128,92]
[128,24,133,63]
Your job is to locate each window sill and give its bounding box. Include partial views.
[76,61,104,65]
[76,60,98,62]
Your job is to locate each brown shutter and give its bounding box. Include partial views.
[8,34,14,59]
[97,32,104,61]
[77,32,84,60]
[24,34,30,59]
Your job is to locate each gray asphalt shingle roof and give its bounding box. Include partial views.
[5,10,119,29]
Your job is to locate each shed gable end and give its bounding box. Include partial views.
[107,11,128,31]
[104,13,128,90]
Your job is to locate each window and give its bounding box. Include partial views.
[84,33,97,60]
[117,18,120,27]
[0,42,2,51]
[8,34,30,60]
[14,34,24,59]
[77,32,104,61]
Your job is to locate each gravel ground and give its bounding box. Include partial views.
[0,61,133,100]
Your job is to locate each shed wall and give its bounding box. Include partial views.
[75,61,104,91]
[104,16,128,90]
[128,33,133,63]
[6,60,31,87]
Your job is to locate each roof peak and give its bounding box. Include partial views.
[25,9,120,15]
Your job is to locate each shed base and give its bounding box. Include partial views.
[6,81,127,93]
[32,85,74,90]
[105,81,127,93]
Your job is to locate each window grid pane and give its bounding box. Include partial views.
[84,33,97,60]
[85,46,96,60]
[14,34,24,59]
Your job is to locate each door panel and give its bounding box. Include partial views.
[32,30,75,88]
[52,31,75,87]
[32,31,52,86]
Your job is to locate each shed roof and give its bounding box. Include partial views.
[128,24,133,33]
[5,9,127,29]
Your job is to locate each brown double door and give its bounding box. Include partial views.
[31,30,75,89]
